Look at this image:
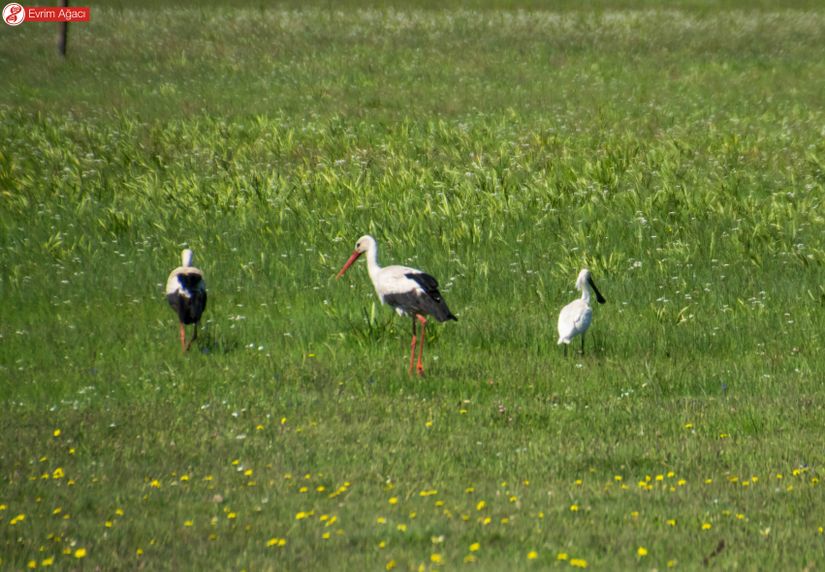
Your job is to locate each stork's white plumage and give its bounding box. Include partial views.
[337,235,457,375]
[557,268,605,356]
[166,249,207,352]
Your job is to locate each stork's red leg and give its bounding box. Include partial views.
[179,322,187,353]
[408,316,417,375]
[187,322,198,351]
[416,315,427,375]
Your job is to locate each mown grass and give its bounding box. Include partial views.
[1,2,825,570]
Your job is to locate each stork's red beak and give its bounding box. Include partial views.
[336,250,362,278]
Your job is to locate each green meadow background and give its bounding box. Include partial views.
[1,1,824,570]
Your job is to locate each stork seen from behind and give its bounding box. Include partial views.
[166,248,207,353]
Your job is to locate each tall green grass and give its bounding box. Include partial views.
[1,3,824,570]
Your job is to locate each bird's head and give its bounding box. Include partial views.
[336,235,375,278]
[182,249,194,267]
[575,269,590,291]
[577,268,606,304]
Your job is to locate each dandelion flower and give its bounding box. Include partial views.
[430,553,442,564]
[476,500,486,511]
[570,558,588,568]
[527,550,538,560]
[557,553,569,561]
[469,543,480,552]
[637,547,648,557]
[74,548,87,559]
[702,523,712,530]
[386,560,396,570]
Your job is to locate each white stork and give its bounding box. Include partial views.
[557,268,606,356]
[166,248,207,353]
[336,235,457,375]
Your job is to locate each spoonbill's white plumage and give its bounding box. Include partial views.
[166,248,207,352]
[336,235,457,375]
[557,268,605,356]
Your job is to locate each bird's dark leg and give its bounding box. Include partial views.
[581,333,586,356]
[416,315,427,376]
[408,316,417,375]
[563,344,568,358]
[179,322,187,353]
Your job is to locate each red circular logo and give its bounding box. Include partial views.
[3,3,25,26]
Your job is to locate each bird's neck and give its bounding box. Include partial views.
[366,244,381,282]
[580,287,591,305]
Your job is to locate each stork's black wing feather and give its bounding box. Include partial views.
[404,272,457,322]
[405,272,442,301]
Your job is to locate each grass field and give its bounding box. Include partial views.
[2,1,825,570]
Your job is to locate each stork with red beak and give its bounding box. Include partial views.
[336,235,457,375]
